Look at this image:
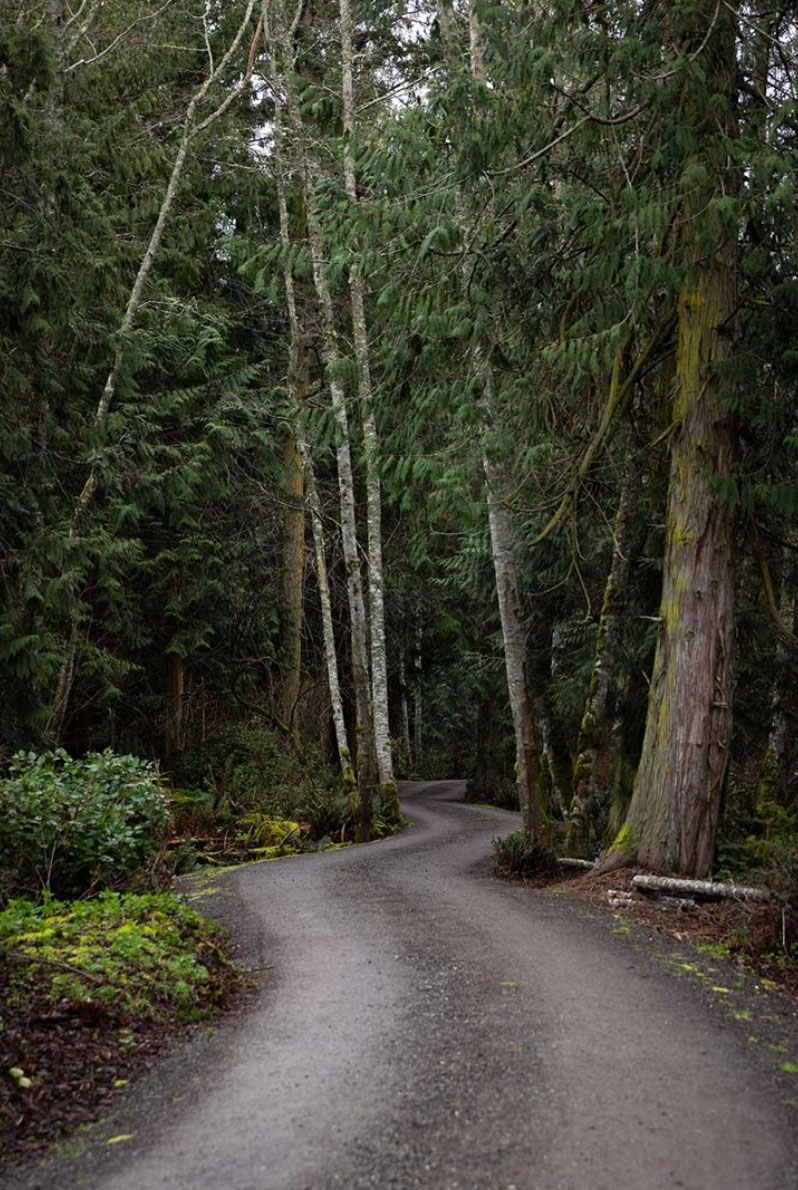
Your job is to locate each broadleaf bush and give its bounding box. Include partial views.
[0,750,169,901]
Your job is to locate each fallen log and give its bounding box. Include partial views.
[558,857,596,871]
[632,875,771,903]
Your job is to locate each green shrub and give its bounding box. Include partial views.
[493,828,558,878]
[466,776,518,811]
[0,750,169,901]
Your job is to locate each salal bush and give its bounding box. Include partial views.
[0,751,169,901]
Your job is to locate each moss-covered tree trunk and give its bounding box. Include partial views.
[567,449,639,856]
[608,2,738,878]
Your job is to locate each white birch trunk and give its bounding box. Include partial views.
[439,0,548,843]
[270,9,376,836]
[338,0,397,820]
[304,458,355,788]
[483,454,546,839]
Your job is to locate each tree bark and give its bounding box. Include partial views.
[758,537,797,806]
[271,78,355,795]
[608,4,739,878]
[165,653,185,767]
[279,434,305,727]
[339,0,398,824]
[304,462,355,793]
[303,189,376,838]
[442,0,550,846]
[268,7,374,832]
[484,457,549,842]
[413,617,423,772]
[398,651,412,773]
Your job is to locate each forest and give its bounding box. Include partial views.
[4,0,798,1175]
[2,0,798,889]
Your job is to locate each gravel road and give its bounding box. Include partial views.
[12,781,798,1190]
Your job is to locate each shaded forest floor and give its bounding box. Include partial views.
[0,925,249,1169]
[547,867,798,1002]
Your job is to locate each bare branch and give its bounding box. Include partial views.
[66,0,179,72]
[530,308,676,547]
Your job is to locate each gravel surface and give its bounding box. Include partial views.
[7,781,798,1190]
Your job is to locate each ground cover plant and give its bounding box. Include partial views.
[0,891,245,1165]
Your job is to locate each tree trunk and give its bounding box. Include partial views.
[759,538,797,806]
[279,434,305,727]
[568,448,640,857]
[398,651,412,773]
[165,653,185,768]
[338,0,398,824]
[438,0,549,843]
[484,458,550,842]
[607,14,738,877]
[413,618,423,772]
[305,463,356,794]
[270,78,355,796]
[303,193,376,839]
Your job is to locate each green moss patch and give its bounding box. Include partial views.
[0,892,247,1167]
[0,891,229,1020]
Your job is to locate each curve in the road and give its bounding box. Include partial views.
[10,781,798,1190]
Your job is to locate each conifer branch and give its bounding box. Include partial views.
[530,308,676,547]
[486,104,645,178]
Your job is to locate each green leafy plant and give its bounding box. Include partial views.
[0,750,169,901]
[0,891,229,1019]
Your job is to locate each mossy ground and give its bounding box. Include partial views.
[0,892,247,1167]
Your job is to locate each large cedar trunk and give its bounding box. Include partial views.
[609,2,739,878]
[625,300,736,875]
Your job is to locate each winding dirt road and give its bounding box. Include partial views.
[13,781,798,1189]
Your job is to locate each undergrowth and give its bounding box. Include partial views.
[493,829,559,878]
[0,891,231,1021]
[0,751,169,901]
[169,721,397,871]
